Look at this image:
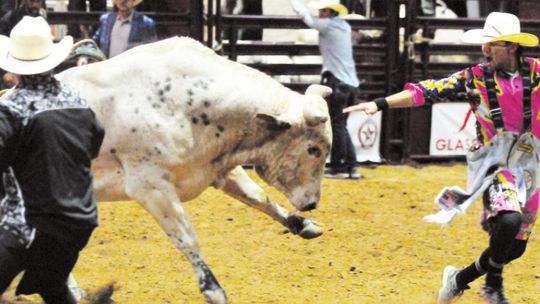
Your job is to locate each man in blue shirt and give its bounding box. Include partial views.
[93,0,157,58]
[290,0,361,180]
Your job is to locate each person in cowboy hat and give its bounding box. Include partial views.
[344,11,540,304]
[0,16,104,303]
[93,0,157,58]
[289,0,361,180]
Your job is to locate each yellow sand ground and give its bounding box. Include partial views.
[2,165,539,303]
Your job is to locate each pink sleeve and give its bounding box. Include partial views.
[403,83,426,107]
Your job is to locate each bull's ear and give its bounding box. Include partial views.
[305,84,332,98]
[256,113,291,131]
[303,106,328,127]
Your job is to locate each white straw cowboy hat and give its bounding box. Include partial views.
[0,16,73,75]
[461,12,539,47]
[308,0,348,16]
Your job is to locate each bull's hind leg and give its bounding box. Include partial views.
[220,166,322,239]
[122,165,228,304]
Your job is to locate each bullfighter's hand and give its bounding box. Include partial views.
[343,102,378,115]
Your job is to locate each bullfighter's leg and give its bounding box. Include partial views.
[220,166,322,239]
[122,164,227,304]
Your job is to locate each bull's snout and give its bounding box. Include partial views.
[301,201,318,212]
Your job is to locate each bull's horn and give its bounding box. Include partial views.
[305,84,332,98]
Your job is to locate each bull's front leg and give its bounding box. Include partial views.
[123,165,227,304]
[220,166,322,239]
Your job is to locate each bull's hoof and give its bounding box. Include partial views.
[286,214,323,239]
[299,219,323,239]
[203,289,228,304]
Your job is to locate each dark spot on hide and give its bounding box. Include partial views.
[215,133,220,138]
[192,117,198,124]
[307,146,322,158]
[165,84,171,92]
[158,90,164,97]
[154,123,160,129]
[116,170,121,174]
[217,125,225,132]
[201,113,210,125]
[131,128,137,133]
[162,173,171,181]
[134,108,139,114]
[187,99,193,106]
[110,148,116,154]
[152,103,160,108]
[166,77,171,82]
[154,146,162,154]
[160,97,166,103]
[154,81,160,87]
[203,100,210,107]
[187,89,194,96]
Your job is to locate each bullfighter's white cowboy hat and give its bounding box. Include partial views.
[461,12,539,47]
[308,0,348,16]
[0,16,73,75]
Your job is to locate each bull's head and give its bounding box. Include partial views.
[254,84,332,212]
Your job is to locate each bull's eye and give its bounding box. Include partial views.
[307,146,322,158]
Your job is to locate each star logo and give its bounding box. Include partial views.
[357,119,378,149]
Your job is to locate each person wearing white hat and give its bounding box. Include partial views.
[344,12,540,304]
[290,0,361,180]
[93,0,157,58]
[0,16,104,303]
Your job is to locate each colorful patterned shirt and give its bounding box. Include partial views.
[405,58,540,144]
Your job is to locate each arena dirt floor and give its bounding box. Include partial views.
[2,164,540,304]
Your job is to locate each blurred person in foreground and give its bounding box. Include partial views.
[0,16,104,303]
[344,12,540,304]
[290,0,361,180]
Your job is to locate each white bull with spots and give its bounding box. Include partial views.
[58,36,332,304]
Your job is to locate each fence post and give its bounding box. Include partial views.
[380,0,403,162]
[190,0,204,42]
[228,21,238,61]
[207,0,214,47]
[215,0,223,47]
